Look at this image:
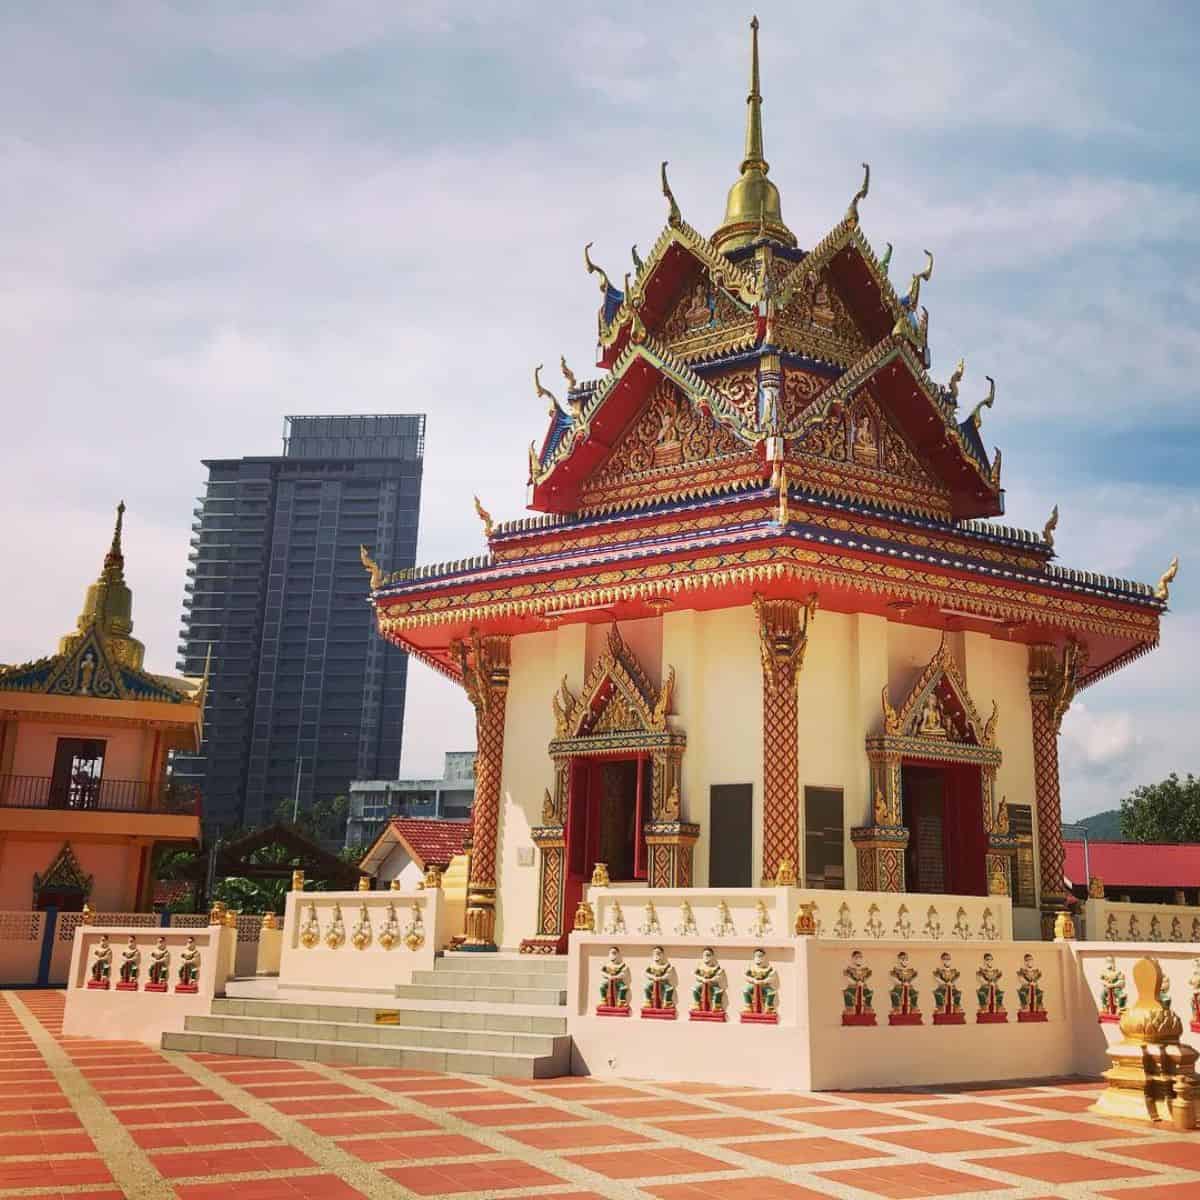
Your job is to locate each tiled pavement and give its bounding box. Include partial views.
[3,992,1200,1199]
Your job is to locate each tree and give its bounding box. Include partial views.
[1119,773,1200,843]
[274,794,350,846]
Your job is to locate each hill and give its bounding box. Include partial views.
[1063,809,1124,841]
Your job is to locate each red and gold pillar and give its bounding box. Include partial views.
[753,594,817,885]
[456,631,511,951]
[1028,641,1085,937]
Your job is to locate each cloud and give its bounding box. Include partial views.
[0,1,1197,788]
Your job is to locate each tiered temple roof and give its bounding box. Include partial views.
[367,20,1174,692]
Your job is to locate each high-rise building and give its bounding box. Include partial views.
[175,414,425,831]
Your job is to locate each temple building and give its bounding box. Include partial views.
[365,21,1175,952]
[0,504,204,913]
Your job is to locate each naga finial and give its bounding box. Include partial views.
[969,376,995,430]
[907,248,934,308]
[631,244,644,274]
[534,364,559,417]
[879,241,893,273]
[583,242,611,294]
[1155,555,1179,603]
[846,161,870,226]
[661,160,682,227]
[359,544,382,590]
[947,356,965,403]
[473,495,494,539]
[528,440,540,483]
[1043,504,1059,549]
[560,355,577,391]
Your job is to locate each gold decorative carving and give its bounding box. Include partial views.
[1029,640,1087,734]
[1155,555,1179,603]
[573,899,595,932]
[590,862,611,887]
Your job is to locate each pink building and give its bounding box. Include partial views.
[0,503,204,913]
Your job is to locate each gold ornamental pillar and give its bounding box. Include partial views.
[456,631,512,951]
[851,751,908,892]
[753,593,817,885]
[1028,641,1085,937]
[521,764,569,955]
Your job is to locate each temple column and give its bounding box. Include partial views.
[753,594,817,885]
[457,632,511,951]
[1028,641,1085,937]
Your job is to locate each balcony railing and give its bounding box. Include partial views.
[0,775,201,817]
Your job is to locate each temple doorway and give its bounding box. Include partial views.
[901,762,987,896]
[567,757,650,885]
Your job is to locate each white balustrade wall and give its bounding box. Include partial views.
[62,924,230,1044]
[587,886,1013,945]
[277,888,447,995]
[569,929,1072,1090]
[1083,898,1200,945]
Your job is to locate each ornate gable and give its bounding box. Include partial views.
[33,842,94,900]
[772,265,869,366]
[883,638,998,750]
[788,388,952,518]
[552,626,674,740]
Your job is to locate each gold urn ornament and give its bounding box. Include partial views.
[590,862,610,887]
[1092,957,1200,1129]
[291,869,305,892]
[573,899,596,932]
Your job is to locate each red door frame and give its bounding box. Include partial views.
[902,758,986,897]
[562,753,648,932]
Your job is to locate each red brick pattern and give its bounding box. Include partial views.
[5,990,1200,1199]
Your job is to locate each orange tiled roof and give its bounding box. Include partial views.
[388,817,471,869]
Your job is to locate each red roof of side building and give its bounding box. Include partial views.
[1064,841,1200,889]
[360,817,471,874]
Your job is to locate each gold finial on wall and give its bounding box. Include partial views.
[359,545,382,590]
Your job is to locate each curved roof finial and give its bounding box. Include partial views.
[846,162,870,226]
[661,161,681,227]
[583,242,610,294]
[969,376,995,430]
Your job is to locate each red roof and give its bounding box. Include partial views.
[385,818,470,869]
[1064,841,1200,889]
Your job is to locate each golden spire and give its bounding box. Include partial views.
[59,499,145,669]
[713,17,796,253]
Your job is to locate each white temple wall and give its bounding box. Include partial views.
[664,606,761,886]
[494,623,584,949]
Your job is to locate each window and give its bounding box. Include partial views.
[804,787,844,889]
[709,785,753,887]
[1008,803,1037,907]
[50,739,106,809]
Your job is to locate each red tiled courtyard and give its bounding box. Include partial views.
[4,989,1200,1199]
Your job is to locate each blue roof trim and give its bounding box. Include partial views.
[602,285,624,326]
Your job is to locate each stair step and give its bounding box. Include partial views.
[211,997,567,1035]
[163,1030,568,1077]
[185,1014,565,1055]
[436,953,568,976]
[414,969,565,991]
[393,983,567,1006]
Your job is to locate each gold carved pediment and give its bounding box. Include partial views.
[773,269,869,365]
[552,625,674,739]
[883,637,995,747]
[581,379,746,507]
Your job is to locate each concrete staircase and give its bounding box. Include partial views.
[162,953,571,1078]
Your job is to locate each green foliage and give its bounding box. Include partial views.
[1120,773,1200,843]
[274,793,350,846]
[212,875,288,914]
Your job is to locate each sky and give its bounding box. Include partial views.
[1,1,1197,820]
